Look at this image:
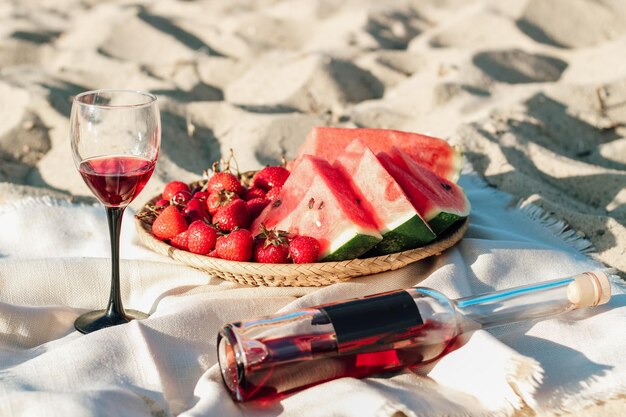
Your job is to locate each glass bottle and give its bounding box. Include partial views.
[217,271,611,402]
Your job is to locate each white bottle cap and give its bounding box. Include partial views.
[567,271,611,308]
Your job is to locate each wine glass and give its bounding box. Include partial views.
[70,89,160,334]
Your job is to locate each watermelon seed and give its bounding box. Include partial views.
[308,198,315,209]
[318,201,324,210]
[272,200,282,208]
[356,198,361,204]
[441,183,452,191]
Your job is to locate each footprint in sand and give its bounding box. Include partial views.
[428,10,531,49]
[0,38,44,66]
[218,111,323,167]
[158,110,222,176]
[517,0,626,48]
[225,52,384,114]
[0,112,51,184]
[306,4,429,52]
[99,8,221,66]
[11,30,60,45]
[472,49,567,84]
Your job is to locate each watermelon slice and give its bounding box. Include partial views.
[295,126,463,182]
[378,150,470,235]
[251,155,382,261]
[334,140,435,255]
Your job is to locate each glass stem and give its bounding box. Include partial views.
[105,206,126,318]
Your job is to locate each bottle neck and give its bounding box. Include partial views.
[453,272,610,331]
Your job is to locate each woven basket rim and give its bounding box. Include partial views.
[135,191,468,287]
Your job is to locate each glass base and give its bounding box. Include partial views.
[74,309,149,334]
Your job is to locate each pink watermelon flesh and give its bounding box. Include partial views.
[334,139,435,254]
[251,155,382,261]
[378,150,470,235]
[295,126,462,182]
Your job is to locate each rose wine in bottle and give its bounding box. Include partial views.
[218,271,611,402]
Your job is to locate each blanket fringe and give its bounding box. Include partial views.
[515,201,595,255]
[461,165,597,258]
[462,165,626,416]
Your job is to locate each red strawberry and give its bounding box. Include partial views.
[216,229,253,262]
[213,199,249,232]
[206,189,240,216]
[254,239,290,263]
[246,197,270,220]
[171,189,192,206]
[152,206,188,240]
[289,235,320,263]
[243,187,266,201]
[265,186,282,201]
[207,172,244,195]
[163,181,190,201]
[192,191,210,201]
[252,166,290,191]
[183,198,210,223]
[253,228,290,263]
[170,230,190,250]
[188,209,211,224]
[155,199,169,208]
[187,220,218,255]
[207,248,219,258]
[184,198,206,215]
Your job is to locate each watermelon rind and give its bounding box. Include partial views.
[370,213,436,255]
[426,210,467,236]
[322,232,382,262]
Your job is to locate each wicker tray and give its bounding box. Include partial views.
[135,193,468,287]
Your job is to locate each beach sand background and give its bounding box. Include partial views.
[0,0,625,414]
[2,0,624,281]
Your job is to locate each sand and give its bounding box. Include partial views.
[5,0,623,278]
[0,5,624,261]
[1,0,625,414]
[1,0,624,274]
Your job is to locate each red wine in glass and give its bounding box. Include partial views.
[71,89,160,334]
[79,156,156,207]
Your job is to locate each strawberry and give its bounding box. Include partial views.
[243,187,266,201]
[289,235,320,263]
[187,220,218,255]
[253,227,290,263]
[206,189,240,216]
[170,230,190,250]
[215,229,253,262]
[207,171,244,195]
[155,199,169,208]
[265,186,282,201]
[213,199,249,232]
[152,206,188,240]
[192,191,210,201]
[171,189,192,206]
[254,239,290,263]
[163,181,190,201]
[246,197,269,220]
[188,209,211,224]
[252,166,290,191]
[184,198,206,215]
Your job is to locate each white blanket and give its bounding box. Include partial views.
[0,174,624,417]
